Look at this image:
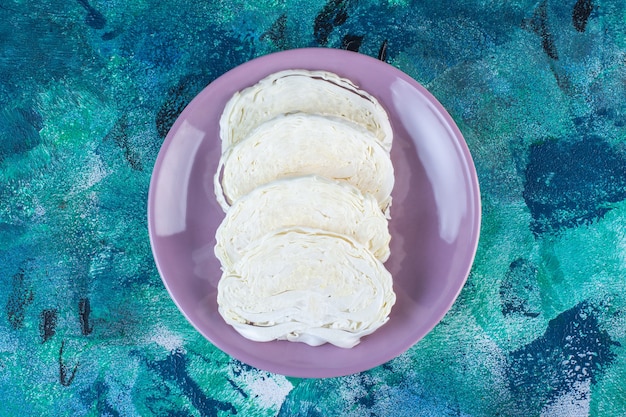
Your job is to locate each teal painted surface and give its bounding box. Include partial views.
[1,0,625,415]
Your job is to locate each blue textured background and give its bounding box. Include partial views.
[1,0,625,415]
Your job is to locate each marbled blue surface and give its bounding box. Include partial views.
[1,0,625,415]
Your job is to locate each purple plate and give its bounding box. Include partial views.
[148,48,481,378]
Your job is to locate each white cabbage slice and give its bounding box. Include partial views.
[214,175,391,270]
[217,228,396,348]
[219,69,393,153]
[215,113,394,213]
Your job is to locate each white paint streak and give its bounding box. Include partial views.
[75,152,110,192]
[231,366,293,410]
[105,355,141,416]
[540,380,591,417]
[150,325,185,353]
[0,332,18,353]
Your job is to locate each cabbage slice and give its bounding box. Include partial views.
[217,228,396,348]
[215,175,391,270]
[215,113,394,213]
[219,69,393,153]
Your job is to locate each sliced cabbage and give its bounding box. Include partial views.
[219,69,393,153]
[217,228,396,348]
[215,175,391,270]
[215,113,394,213]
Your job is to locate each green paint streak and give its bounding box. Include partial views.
[535,200,626,320]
